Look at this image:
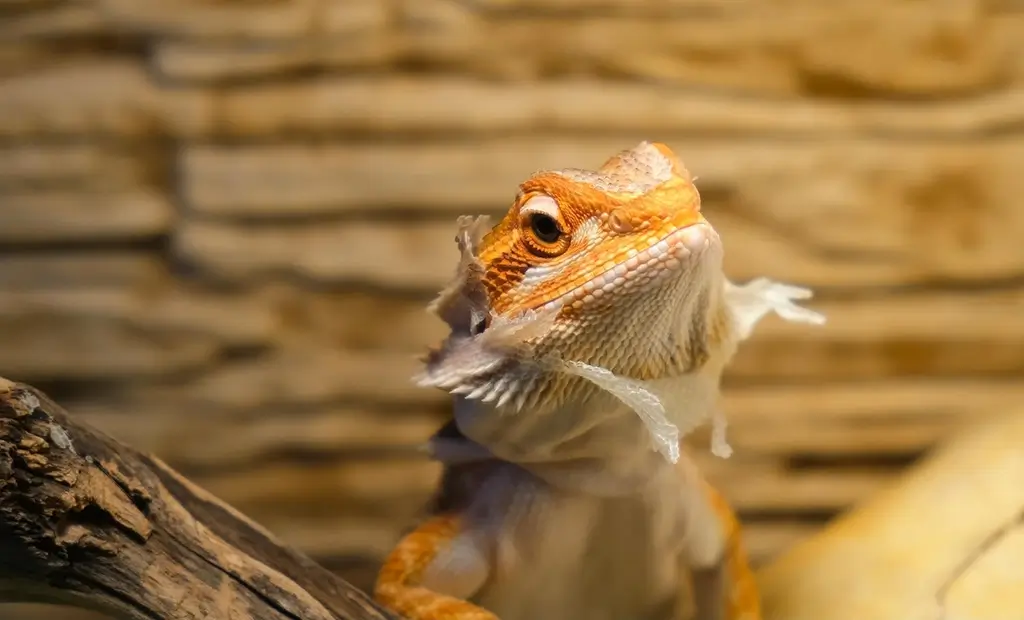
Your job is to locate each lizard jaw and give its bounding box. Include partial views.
[536,219,719,315]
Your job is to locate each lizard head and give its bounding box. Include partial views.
[472,141,725,375]
[422,142,820,464]
[418,142,729,464]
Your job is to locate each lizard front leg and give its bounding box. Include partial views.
[375,513,497,620]
[691,481,761,620]
[675,458,761,620]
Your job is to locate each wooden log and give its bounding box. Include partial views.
[0,377,397,620]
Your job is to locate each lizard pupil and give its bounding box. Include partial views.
[530,213,561,244]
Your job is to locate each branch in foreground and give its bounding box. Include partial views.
[0,377,398,620]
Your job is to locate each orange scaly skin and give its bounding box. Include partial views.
[374,142,816,620]
[704,482,762,620]
[375,515,498,620]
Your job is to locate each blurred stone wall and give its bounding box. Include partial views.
[3,0,1024,617]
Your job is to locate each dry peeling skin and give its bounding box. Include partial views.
[420,212,825,471]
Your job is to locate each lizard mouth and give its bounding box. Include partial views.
[538,219,718,314]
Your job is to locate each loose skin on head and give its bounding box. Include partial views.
[374,142,824,620]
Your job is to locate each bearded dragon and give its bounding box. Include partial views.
[374,142,825,620]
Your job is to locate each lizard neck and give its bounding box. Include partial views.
[446,272,737,495]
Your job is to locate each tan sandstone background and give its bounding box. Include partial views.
[2,0,1024,618]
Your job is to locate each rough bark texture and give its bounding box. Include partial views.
[0,377,396,620]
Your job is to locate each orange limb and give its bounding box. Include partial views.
[703,482,762,620]
[374,513,497,620]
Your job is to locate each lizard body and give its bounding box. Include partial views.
[375,142,823,620]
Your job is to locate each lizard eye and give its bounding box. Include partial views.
[519,194,569,257]
[529,213,562,244]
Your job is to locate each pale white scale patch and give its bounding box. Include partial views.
[519,194,561,219]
